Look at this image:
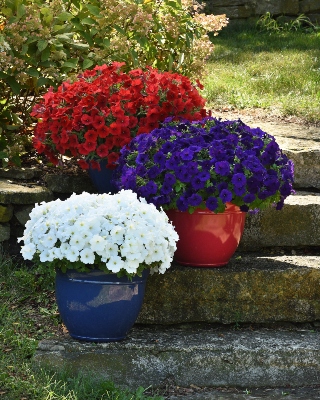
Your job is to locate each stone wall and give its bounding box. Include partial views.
[203,0,320,22]
[0,167,95,255]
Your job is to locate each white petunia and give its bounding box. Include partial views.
[19,190,178,276]
[69,234,87,250]
[106,256,125,273]
[80,248,95,264]
[20,243,36,260]
[64,248,80,262]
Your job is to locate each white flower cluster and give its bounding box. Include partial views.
[19,190,178,275]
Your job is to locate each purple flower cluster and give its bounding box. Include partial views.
[114,117,295,213]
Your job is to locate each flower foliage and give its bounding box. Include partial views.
[115,117,295,213]
[31,62,207,170]
[19,190,178,278]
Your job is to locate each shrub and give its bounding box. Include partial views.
[0,0,228,167]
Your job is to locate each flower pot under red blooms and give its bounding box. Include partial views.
[87,159,118,194]
[166,203,246,267]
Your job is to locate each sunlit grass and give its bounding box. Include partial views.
[205,20,320,123]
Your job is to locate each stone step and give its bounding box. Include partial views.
[35,324,320,390]
[138,252,320,325]
[239,191,320,250]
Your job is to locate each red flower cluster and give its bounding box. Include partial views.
[31,62,207,170]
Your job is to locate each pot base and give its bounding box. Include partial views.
[166,204,246,267]
[69,333,126,343]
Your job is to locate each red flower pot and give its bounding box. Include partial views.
[166,203,246,267]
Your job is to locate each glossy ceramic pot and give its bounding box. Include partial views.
[55,268,149,342]
[87,160,118,194]
[166,203,246,267]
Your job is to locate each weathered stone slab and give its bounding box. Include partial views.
[138,254,320,325]
[240,192,320,249]
[256,0,299,15]
[300,0,320,13]
[0,204,13,222]
[35,327,320,389]
[0,223,10,241]
[0,167,42,180]
[0,179,53,204]
[204,5,253,18]
[44,173,95,194]
[14,205,35,226]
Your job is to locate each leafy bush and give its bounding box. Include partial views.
[257,12,317,33]
[0,0,228,167]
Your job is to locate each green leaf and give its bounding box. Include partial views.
[6,123,21,130]
[21,43,28,55]
[6,77,21,95]
[43,13,53,25]
[0,151,8,159]
[103,37,110,47]
[71,0,80,8]
[81,17,97,25]
[55,33,74,42]
[168,54,173,71]
[41,46,50,62]
[11,154,21,167]
[78,30,94,46]
[1,7,13,17]
[86,4,101,16]
[0,72,7,79]
[27,68,39,78]
[82,58,94,69]
[57,11,74,22]
[70,17,82,30]
[37,39,48,52]
[52,24,67,32]
[61,58,78,69]
[69,42,89,50]
[114,24,126,35]
[39,60,52,67]
[16,3,26,19]
[37,77,50,87]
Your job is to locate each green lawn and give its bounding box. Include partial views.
[204,20,320,124]
[0,253,164,400]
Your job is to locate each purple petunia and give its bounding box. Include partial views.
[114,117,295,214]
[215,161,230,176]
[231,173,246,188]
[187,193,202,207]
[206,196,218,211]
[219,189,233,203]
[180,148,194,161]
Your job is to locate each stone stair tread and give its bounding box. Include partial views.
[138,253,320,325]
[35,323,320,390]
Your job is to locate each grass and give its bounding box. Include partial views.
[204,19,320,123]
[0,252,164,400]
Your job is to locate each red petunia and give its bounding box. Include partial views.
[92,115,106,130]
[84,129,99,141]
[83,140,97,152]
[96,144,109,158]
[81,114,93,125]
[107,152,120,165]
[32,62,208,170]
[78,159,90,169]
[89,160,101,171]
[109,122,122,136]
[97,125,110,138]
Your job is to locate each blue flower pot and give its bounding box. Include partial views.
[87,160,118,194]
[55,268,149,342]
